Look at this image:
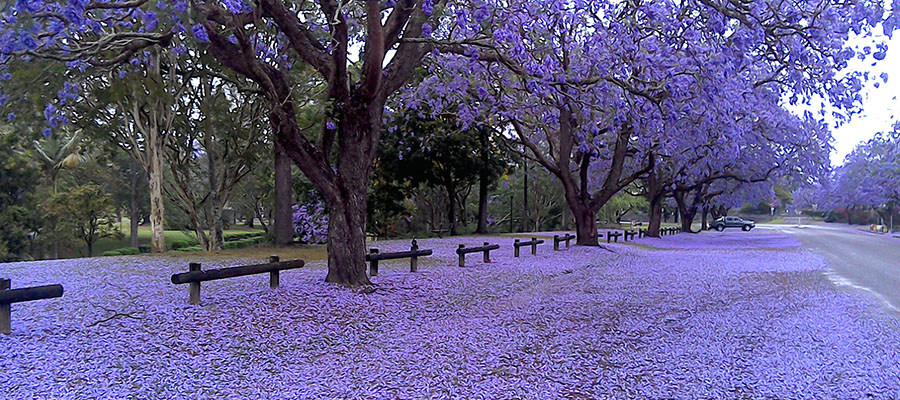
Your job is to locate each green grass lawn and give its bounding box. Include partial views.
[57,223,265,258]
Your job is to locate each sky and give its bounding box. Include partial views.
[822,32,899,166]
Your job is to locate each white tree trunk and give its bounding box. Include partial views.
[147,132,166,253]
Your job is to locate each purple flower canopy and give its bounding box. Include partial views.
[2,232,899,398]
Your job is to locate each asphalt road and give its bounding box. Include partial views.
[763,223,900,312]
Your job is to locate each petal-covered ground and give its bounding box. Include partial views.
[1,231,898,399]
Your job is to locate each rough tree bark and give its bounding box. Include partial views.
[146,133,166,253]
[273,140,294,246]
[645,164,664,238]
[674,190,698,233]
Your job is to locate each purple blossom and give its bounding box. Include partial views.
[1,231,899,397]
[191,24,210,43]
[292,201,329,244]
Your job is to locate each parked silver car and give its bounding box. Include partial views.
[711,216,755,231]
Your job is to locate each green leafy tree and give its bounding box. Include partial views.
[0,133,39,261]
[42,184,122,257]
[376,114,511,236]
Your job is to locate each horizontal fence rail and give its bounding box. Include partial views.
[2,279,64,334]
[171,257,304,305]
[0,284,64,305]
[457,242,500,266]
[513,238,544,257]
[366,240,433,276]
[553,234,575,250]
[171,259,305,285]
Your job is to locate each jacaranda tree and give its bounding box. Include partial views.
[407,0,896,242]
[0,0,475,286]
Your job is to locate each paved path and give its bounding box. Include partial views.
[762,223,900,312]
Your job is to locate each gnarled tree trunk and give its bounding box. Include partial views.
[570,202,598,245]
[674,190,697,233]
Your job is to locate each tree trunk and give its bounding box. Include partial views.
[147,140,166,253]
[129,157,140,248]
[674,191,696,233]
[648,195,663,237]
[522,160,530,232]
[701,209,709,231]
[476,128,490,234]
[207,136,224,251]
[274,140,294,246]
[269,97,376,287]
[645,166,664,238]
[447,184,459,236]
[572,204,598,245]
[476,176,489,234]
[324,198,370,286]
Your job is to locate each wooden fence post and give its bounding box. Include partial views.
[369,249,379,276]
[483,242,491,263]
[268,255,280,289]
[410,240,419,273]
[458,244,466,267]
[189,263,202,305]
[554,235,560,251]
[531,237,538,255]
[1,278,10,334]
[566,234,572,248]
[514,239,520,257]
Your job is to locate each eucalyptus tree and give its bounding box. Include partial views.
[166,74,267,251]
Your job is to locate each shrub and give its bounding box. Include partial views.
[223,231,265,242]
[102,250,122,257]
[173,245,203,253]
[117,247,140,255]
[138,245,151,253]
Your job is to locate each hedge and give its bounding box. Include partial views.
[223,231,265,242]
[117,247,140,255]
[170,239,199,250]
[173,245,203,253]
[102,247,140,256]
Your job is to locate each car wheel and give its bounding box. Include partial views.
[742,225,750,231]
[716,225,725,231]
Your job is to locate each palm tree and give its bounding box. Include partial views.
[33,129,85,194]
[33,129,86,258]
